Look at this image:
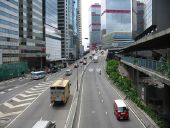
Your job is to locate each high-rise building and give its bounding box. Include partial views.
[77,0,82,46]
[44,0,61,63]
[0,0,19,64]
[57,0,80,59]
[57,0,66,58]
[101,0,135,49]
[89,3,101,50]
[19,0,45,69]
[143,0,170,33]
[57,0,71,59]
[137,1,144,35]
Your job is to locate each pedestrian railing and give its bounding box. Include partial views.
[120,56,170,78]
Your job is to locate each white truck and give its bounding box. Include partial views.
[93,55,98,63]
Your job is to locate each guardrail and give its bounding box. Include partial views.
[120,56,170,77]
[64,60,91,128]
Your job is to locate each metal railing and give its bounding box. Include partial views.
[120,56,170,77]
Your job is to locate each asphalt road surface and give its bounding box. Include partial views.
[76,53,146,128]
[0,59,88,128]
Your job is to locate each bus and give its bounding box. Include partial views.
[50,79,71,105]
[31,71,46,80]
[114,99,129,120]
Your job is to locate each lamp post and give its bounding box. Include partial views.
[77,60,78,91]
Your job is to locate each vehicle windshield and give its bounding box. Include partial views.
[118,107,128,112]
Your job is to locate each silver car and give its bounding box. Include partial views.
[32,120,56,128]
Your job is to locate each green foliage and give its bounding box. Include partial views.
[106,60,169,128]
[157,59,170,77]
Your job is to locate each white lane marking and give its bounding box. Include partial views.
[91,110,96,114]
[30,87,48,91]
[0,91,6,94]
[8,80,15,83]
[3,102,30,109]
[34,85,46,88]
[96,68,101,72]
[5,73,63,128]
[103,74,147,128]
[40,81,53,84]
[88,68,94,72]
[99,91,101,95]
[77,70,86,128]
[12,97,35,102]
[101,99,104,103]
[7,89,13,91]
[19,93,41,98]
[25,90,45,94]
[14,86,19,89]
[0,111,22,118]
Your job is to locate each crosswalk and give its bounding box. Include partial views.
[0,81,53,119]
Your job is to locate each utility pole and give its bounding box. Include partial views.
[77,61,78,91]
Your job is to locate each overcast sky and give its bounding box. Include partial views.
[81,0,101,50]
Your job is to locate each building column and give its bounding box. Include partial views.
[163,84,170,117]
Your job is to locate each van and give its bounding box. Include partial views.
[32,120,56,128]
[50,79,71,105]
[114,99,129,120]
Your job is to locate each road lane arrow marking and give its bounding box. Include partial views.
[3,102,30,109]
[0,111,22,118]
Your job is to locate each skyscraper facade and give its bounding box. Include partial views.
[101,0,132,34]
[89,3,101,50]
[44,0,61,62]
[19,0,45,68]
[0,0,19,64]
[137,1,144,35]
[57,0,80,59]
[143,0,170,32]
[101,0,135,49]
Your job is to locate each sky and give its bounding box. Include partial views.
[81,0,101,50]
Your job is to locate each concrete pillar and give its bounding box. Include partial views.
[163,84,170,117]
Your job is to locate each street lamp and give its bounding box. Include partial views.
[77,60,78,91]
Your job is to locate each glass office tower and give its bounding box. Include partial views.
[0,0,19,64]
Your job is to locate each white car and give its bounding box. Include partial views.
[65,69,72,76]
[32,120,56,128]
